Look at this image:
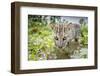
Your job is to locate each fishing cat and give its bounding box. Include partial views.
[50,22,81,59]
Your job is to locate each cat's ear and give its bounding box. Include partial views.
[49,23,58,31]
[68,22,72,25]
[64,22,72,32]
[49,23,54,30]
[67,22,72,28]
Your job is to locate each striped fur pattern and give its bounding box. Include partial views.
[50,23,81,49]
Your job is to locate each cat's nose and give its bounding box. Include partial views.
[58,46,62,48]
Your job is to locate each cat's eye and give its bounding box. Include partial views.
[63,37,66,41]
[54,36,58,40]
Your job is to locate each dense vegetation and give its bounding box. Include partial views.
[28,15,88,60]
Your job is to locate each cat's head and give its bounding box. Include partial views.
[49,23,72,49]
